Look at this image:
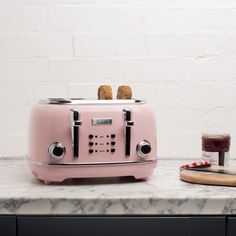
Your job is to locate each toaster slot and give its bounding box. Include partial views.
[70,109,82,158]
[123,109,134,156]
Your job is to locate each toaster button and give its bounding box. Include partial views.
[137,140,151,158]
[111,134,116,139]
[111,141,116,146]
[89,149,94,154]
[48,142,66,160]
[89,134,94,139]
[111,148,116,153]
[89,142,94,146]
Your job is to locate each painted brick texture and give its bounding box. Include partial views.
[0,1,236,158]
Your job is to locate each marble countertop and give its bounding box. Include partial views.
[1,158,236,215]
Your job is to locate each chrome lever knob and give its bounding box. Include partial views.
[125,120,134,127]
[137,140,152,158]
[74,120,82,126]
[48,142,66,160]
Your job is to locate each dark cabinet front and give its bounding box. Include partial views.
[190,217,225,236]
[0,216,16,236]
[53,217,189,236]
[227,217,236,236]
[1,215,236,236]
[18,217,53,236]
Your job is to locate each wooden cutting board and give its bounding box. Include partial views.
[180,166,236,186]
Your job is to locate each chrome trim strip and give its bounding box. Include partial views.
[27,159,157,167]
[123,109,134,156]
[39,98,146,105]
[70,108,82,158]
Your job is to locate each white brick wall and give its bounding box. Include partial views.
[0,1,236,158]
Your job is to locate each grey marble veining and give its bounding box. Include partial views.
[1,158,236,215]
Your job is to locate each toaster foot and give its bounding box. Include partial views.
[133,174,150,181]
[135,177,148,181]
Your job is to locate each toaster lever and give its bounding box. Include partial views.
[123,109,134,156]
[70,109,82,158]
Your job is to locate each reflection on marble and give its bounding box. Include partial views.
[0,158,236,215]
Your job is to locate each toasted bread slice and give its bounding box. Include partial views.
[117,85,132,99]
[97,85,113,100]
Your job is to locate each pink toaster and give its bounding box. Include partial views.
[28,98,157,184]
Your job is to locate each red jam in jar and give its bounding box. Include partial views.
[202,133,230,166]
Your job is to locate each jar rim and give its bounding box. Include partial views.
[202,132,231,139]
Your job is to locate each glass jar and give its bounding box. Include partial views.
[202,133,231,166]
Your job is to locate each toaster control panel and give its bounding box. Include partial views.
[88,133,116,154]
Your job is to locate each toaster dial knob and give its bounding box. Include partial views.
[137,140,151,158]
[48,142,66,160]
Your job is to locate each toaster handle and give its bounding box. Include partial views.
[70,109,82,158]
[123,109,134,156]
